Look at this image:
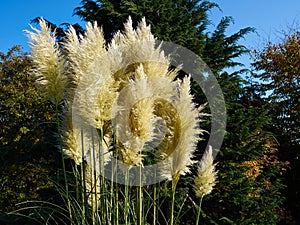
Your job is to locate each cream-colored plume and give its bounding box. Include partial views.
[194,146,218,198]
[26,18,67,104]
[158,76,203,185]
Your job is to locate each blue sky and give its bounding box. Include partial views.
[210,0,300,69]
[211,0,300,50]
[0,0,82,52]
[0,0,299,67]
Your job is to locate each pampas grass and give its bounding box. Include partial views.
[24,16,217,225]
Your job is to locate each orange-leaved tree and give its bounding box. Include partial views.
[253,31,300,223]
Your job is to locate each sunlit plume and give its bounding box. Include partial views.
[194,146,218,198]
[26,18,67,104]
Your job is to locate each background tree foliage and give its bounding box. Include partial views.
[0,46,52,145]
[0,47,59,214]
[253,31,300,224]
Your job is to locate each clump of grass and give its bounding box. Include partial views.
[17,17,218,225]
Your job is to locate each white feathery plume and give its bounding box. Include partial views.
[61,110,83,165]
[26,18,67,104]
[63,25,80,82]
[114,65,155,166]
[194,146,218,198]
[108,17,170,86]
[64,21,106,86]
[73,58,119,129]
[159,76,203,185]
[113,64,178,167]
